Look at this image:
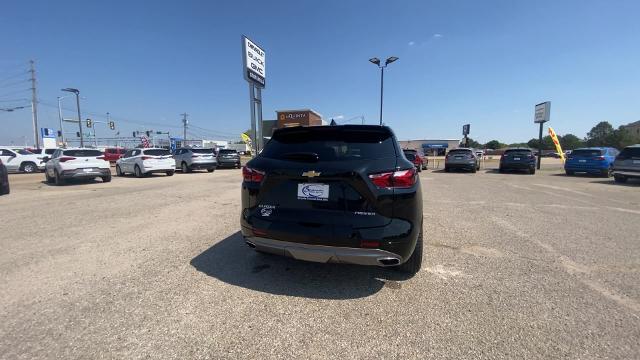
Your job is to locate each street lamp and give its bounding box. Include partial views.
[61,88,83,147]
[369,56,399,125]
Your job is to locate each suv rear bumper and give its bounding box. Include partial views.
[217,159,241,167]
[612,170,640,178]
[244,236,404,267]
[189,162,217,170]
[61,168,110,179]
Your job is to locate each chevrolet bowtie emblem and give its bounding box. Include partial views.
[302,170,321,178]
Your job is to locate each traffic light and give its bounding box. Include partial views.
[86,118,92,128]
[109,121,115,130]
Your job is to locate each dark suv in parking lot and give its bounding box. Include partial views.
[240,125,423,273]
[612,144,640,183]
[217,149,241,168]
[499,148,537,174]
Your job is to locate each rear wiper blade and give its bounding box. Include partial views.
[281,152,319,162]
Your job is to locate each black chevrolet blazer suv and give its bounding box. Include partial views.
[240,125,423,273]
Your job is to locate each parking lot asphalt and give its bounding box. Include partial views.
[1,166,639,359]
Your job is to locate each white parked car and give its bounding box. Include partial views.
[116,148,175,177]
[44,148,111,185]
[0,146,45,173]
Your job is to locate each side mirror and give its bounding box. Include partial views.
[43,157,50,163]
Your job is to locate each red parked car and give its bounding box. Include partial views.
[403,149,428,172]
[103,148,127,163]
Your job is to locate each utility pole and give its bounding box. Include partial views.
[57,97,66,146]
[181,113,188,144]
[29,60,40,149]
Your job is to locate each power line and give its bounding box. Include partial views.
[0,71,28,85]
[0,89,30,98]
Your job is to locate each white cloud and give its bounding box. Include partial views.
[433,33,443,39]
[408,41,415,46]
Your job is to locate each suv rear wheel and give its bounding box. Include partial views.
[54,170,65,186]
[116,165,123,176]
[134,165,143,178]
[21,162,37,173]
[182,162,190,173]
[614,175,627,183]
[396,223,423,274]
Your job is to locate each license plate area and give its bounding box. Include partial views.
[297,183,329,201]
[514,157,520,161]
[579,159,587,163]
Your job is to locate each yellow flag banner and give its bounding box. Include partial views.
[241,133,253,153]
[548,127,565,163]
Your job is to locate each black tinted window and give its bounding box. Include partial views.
[262,127,396,161]
[143,149,170,156]
[45,149,56,155]
[504,149,532,156]
[219,149,238,154]
[191,148,214,154]
[618,147,640,159]
[405,153,416,161]
[63,149,103,157]
[572,149,603,157]
[449,149,472,155]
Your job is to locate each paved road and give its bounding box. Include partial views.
[1,168,639,359]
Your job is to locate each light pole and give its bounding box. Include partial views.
[369,56,399,126]
[61,88,83,147]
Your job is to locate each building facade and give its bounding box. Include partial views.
[398,139,461,156]
[276,109,323,128]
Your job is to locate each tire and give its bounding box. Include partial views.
[207,168,215,173]
[614,175,627,183]
[134,165,143,178]
[529,168,536,175]
[102,174,112,183]
[54,170,65,186]
[166,170,175,176]
[116,165,123,177]
[236,163,242,169]
[602,167,612,178]
[397,223,423,274]
[471,167,477,173]
[499,167,505,173]
[45,171,54,183]
[565,170,574,176]
[21,162,37,173]
[417,167,422,173]
[444,167,450,173]
[181,162,190,173]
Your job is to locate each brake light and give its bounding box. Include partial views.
[369,168,417,188]
[594,156,605,161]
[96,156,106,160]
[361,240,380,248]
[58,156,76,162]
[141,156,153,160]
[242,166,265,183]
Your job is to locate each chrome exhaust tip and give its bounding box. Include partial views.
[245,240,256,249]
[377,257,400,266]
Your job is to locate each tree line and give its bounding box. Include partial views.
[465,121,640,150]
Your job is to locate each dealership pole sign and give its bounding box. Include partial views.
[242,35,266,157]
[242,36,266,88]
[534,101,550,123]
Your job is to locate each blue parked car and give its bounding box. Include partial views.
[564,147,619,177]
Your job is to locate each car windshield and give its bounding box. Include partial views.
[143,149,170,156]
[261,127,396,162]
[617,147,640,160]
[63,149,103,157]
[191,149,214,154]
[572,149,603,157]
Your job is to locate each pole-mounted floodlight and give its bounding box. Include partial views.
[369,56,399,125]
[61,88,83,146]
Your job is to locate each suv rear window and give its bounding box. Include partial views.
[404,153,416,161]
[63,149,103,157]
[448,149,472,155]
[617,147,640,160]
[504,149,532,155]
[572,149,603,157]
[191,148,214,154]
[143,149,170,156]
[218,149,238,154]
[261,127,396,161]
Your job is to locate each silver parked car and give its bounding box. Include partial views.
[174,148,217,173]
[612,144,640,183]
[444,148,480,173]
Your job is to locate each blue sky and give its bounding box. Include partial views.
[1,0,639,146]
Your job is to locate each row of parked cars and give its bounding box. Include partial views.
[407,145,640,182]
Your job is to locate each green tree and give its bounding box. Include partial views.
[586,121,615,146]
[559,133,583,150]
[527,138,540,149]
[527,136,554,150]
[484,140,506,149]
[606,126,640,149]
[461,137,482,148]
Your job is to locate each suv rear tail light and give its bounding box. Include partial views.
[141,156,153,160]
[242,166,265,183]
[59,156,76,162]
[369,168,417,188]
[96,156,106,160]
[594,156,605,161]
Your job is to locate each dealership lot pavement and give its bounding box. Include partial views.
[1,167,639,359]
